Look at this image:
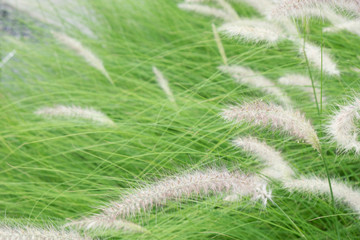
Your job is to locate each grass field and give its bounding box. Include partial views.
[1,0,360,239]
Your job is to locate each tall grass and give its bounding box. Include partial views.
[1,0,360,239]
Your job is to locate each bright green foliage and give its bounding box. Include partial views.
[1,0,359,239]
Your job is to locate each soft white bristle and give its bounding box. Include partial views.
[278,74,326,103]
[284,176,360,214]
[218,19,284,44]
[327,97,360,153]
[69,169,270,231]
[218,65,292,106]
[323,20,360,37]
[233,137,294,181]
[217,0,240,20]
[65,214,146,233]
[52,32,113,84]
[104,169,270,218]
[300,41,340,76]
[152,66,176,103]
[272,0,360,19]
[0,226,89,240]
[222,101,320,150]
[35,105,115,126]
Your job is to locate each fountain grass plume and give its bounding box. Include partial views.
[52,31,113,85]
[100,169,270,219]
[323,20,360,37]
[278,74,325,103]
[327,97,360,154]
[233,136,295,181]
[272,0,360,19]
[35,105,115,126]
[218,19,284,44]
[0,226,90,240]
[217,0,239,20]
[218,65,292,107]
[178,3,236,21]
[152,66,176,103]
[222,100,320,150]
[65,214,147,233]
[300,41,340,76]
[284,176,360,215]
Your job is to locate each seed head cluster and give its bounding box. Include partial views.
[218,65,292,107]
[327,97,360,153]
[233,137,294,181]
[222,101,320,150]
[35,105,115,126]
[0,226,90,240]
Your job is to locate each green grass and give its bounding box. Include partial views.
[1,0,360,239]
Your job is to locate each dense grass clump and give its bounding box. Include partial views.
[1,0,360,239]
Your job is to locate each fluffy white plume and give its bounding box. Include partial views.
[300,41,340,76]
[229,135,360,216]
[272,0,360,18]
[222,101,320,150]
[284,176,360,214]
[35,105,115,126]
[103,169,270,218]
[218,19,284,44]
[218,65,292,106]
[178,3,236,21]
[69,169,270,231]
[278,74,325,103]
[233,137,294,181]
[52,32,113,84]
[0,50,16,68]
[65,214,146,233]
[212,23,228,65]
[324,20,360,37]
[217,0,240,20]
[0,226,89,240]
[327,97,360,153]
[152,66,176,103]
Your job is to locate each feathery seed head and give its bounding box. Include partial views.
[271,0,360,19]
[52,31,113,84]
[104,169,270,218]
[152,66,176,103]
[65,214,146,233]
[218,65,292,107]
[278,74,326,103]
[323,20,360,36]
[222,101,320,150]
[67,169,270,231]
[233,136,295,181]
[0,226,90,240]
[300,41,340,76]
[218,20,284,44]
[327,97,360,153]
[284,176,360,214]
[35,105,115,126]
